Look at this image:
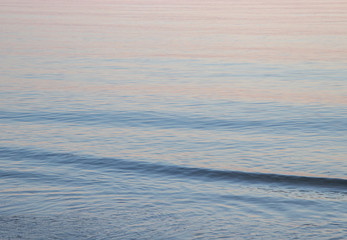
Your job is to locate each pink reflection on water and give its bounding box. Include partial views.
[1,0,346,62]
[1,0,346,105]
[4,78,346,106]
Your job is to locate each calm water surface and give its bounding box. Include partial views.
[0,0,346,239]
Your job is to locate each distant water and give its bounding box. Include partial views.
[1,0,346,239]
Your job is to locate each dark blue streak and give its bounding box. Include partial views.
[0,109,346,133]
[1,147,346,190]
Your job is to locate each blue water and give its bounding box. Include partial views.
[1,0,347,239]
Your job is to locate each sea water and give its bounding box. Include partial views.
[0,0,346,239]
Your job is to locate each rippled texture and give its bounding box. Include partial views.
[1,0,347,239]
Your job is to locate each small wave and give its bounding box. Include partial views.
[0,147,346,190]
[0,109,346,133]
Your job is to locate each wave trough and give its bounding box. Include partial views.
[1,147,346,190]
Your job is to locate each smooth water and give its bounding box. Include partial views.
[1,0,346,239]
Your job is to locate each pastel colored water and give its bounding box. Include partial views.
[0,0,346,239]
